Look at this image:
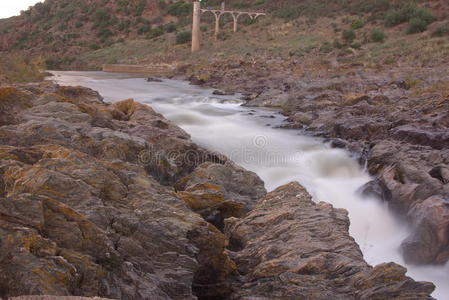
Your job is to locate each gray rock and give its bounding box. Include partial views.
[225,182,435,299]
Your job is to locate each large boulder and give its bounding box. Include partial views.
[225,182,435,299]
[175,161,266,230]
[392,125,449,150]
[401,195,449,264]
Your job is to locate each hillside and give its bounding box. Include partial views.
[0,0,177,67]
[0,0,448,70]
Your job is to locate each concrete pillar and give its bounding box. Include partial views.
[191,1,201,52]
[214,12,221,41]
[232,13,239,32]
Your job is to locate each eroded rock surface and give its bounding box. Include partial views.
[0,83,237,299]
[175,161,266,230]
[225,182,435,299]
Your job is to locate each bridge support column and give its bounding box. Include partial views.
[213,12,221,41]
[232,13,239,32]
[191,1,201,52]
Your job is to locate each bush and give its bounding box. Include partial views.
[370,28,385,42]
[168,2,192,17]
[432,23,449,37]
[97,28,113,38]
[384,9,407,27]
[384,3,436,28]
[350,42,362,49]
[351,19,364,30]
[148,27,164,39]
[232,2,250,9]
[164,22,177,33]
[138,24,151,35]
[175,31,191,44]
[342,29,356,43]
[407,17,428,34]
[333,40,343,49]
[134,0,146,16]
[118,20,131,31]
[90,43,101,50]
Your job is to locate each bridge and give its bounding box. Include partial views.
[191,1,266,52]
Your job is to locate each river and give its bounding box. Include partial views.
[51,71,448,299]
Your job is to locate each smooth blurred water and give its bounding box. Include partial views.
[51,71,449,299]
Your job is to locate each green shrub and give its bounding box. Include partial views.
[342,29,356,43]
[175,31,191,44]
[118,20,131,31]
[232,2,250,9]
[404,76,420,89]
[351,19,364,30]
[407,17,428,34]
[350,42,362,49]
[217,31,229,41]
[242,17,257,25]
[384,3,436,28]
[384,9,408,27]
[97,28,113,38]
[333,40,343,49]
[90,43,101,50]
[432,23,449,37]
[164,23,177,33]
[370,28,385,42]
[148,27,164,38]
[168,2,192,17]
[138,24,151,35]
[412,6,437,26]
[134,0,146,16]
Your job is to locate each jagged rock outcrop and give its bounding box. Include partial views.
[175,161,266,230]
[0,83,238,299]
[401,195,449,264]
[225,182,435,299]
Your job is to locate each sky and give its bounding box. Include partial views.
[0,0,43,19]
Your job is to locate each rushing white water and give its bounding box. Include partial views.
[51,71,449,299]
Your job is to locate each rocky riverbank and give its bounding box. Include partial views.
[0,81,436,299]
[183,56,449,268]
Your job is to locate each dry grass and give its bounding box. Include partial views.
[0,55,46,83]
[65,9,448,73]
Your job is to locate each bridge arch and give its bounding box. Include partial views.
[191,1,266,51]
[200,9,266,39]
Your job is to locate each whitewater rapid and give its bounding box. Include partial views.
[51,71,448,299]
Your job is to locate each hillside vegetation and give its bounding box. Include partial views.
[0,0,447,70]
